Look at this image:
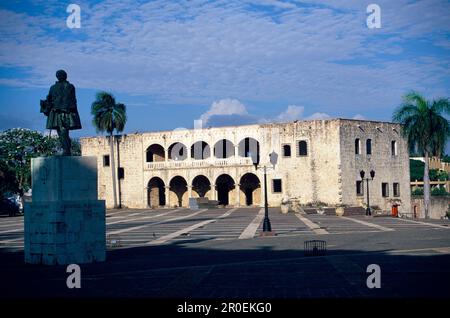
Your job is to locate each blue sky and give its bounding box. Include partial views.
[0,0,449,147]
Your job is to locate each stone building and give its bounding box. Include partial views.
[80,119,411,214]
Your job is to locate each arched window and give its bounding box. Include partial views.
[283,144,291,157]
[214,139,234,159]
[146,144,165,162]
[355,138,360,155]
[191,141,210,160]
[366,139,372,155]
[298,140,308,156]
[238,137,260,159]
[391,140,397,156]
[168,142,187,161]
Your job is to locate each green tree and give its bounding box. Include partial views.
[431,186,449,196]
[91,92,127,209]
[410,159,425,181]
[0,128,80,198]
[0,161,18,199]
[393,92,450,218]
[429,169,448,181]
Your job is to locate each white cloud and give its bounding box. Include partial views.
[276,105,304,122]
[198,101,333,127]
[0,0,449,114]
[273,105,331,122]
[352,114,366,120]
[305,112,332,120]
[245,0,297,9]
[199,98,248,125]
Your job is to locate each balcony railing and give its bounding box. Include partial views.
[145,157,253,170]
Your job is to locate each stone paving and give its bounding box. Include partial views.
[1,208,449,298]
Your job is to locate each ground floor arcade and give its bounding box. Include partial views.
[147,173,262,208]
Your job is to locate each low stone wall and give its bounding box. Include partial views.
[410,196,450,219]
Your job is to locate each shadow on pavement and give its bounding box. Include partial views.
[1,239,449,299]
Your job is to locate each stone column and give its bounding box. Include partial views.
[234,144,240,159]
[236,183,241,207]
[188,185,192,199]
[211,184,217,201]
[165,186,170,208]
[144,186,149,208]
[165,149,169,162]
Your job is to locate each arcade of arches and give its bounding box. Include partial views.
[145,137,261,162]
[146,173,261,208]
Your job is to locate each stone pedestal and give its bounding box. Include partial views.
[24,156,106,265]
[189,197,199,210]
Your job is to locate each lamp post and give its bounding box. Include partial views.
[360,169,375,216]
[250,151,278,235]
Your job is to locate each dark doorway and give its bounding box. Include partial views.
[147,177,165,207]
[216,174,235,206]
[245,188,253,205]
[169,176,188,207]
[240,173,261,206]
[192,175,211,197]
[217,184,229,205]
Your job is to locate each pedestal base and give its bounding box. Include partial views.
[24,200,105,265]
[24,156,106,265]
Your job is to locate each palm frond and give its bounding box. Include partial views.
[431,98,450,115]
[403,91,428,110]
[394,91,449,157]
[91,91,127,135]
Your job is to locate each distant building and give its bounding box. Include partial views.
[80,119,411,215]
[410,156,450,173]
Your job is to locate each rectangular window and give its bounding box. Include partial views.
[118,167,125,179]
[366,139,372,155]
[356,181,364,196]
[103,155,110,167]
[382,183,389,197]
[393,183,400,197]
[297,140,308,156]
[272,179,282,193]
[355,138,360,155]
[283,144,291,157]
[391,140,397,156]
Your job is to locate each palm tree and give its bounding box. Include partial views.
[392,92,450,218]
[91,92,127,209]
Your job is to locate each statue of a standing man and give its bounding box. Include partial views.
[40,70,82,156]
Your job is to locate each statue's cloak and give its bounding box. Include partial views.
[44,80,82,130]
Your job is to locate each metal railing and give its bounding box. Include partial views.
[145,157,253,170]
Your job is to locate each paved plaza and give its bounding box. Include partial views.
[1,207,450,298]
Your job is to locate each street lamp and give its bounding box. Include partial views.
[250,150,278,236]
[360,169,375,216]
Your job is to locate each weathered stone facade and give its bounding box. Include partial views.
[80,119,411,214]
[411,196,450,219]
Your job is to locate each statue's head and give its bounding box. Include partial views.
[56,69,67,82]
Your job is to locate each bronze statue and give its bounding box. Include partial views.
[40,70,81,155]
